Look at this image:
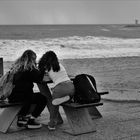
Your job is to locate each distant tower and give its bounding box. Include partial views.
[135,19,138,25]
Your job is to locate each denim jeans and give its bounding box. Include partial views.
[37,83,63,123]
[52,80,75,99]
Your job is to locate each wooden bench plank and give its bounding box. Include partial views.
[62,102,103,108]
[0,101,22,108]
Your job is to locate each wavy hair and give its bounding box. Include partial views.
[38,51,60,73]
[11,49,37,72]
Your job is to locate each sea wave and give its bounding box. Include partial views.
[0,36,140,61]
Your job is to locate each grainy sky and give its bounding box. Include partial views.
[0,0,140,24]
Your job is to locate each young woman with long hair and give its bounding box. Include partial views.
[38,50,75,130]
[8,49,47,129]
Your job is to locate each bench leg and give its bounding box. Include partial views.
[0,106,22,133]
[62,106,96,135]
[88,106,102,119]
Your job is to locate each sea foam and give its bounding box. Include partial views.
[0,36,140,61]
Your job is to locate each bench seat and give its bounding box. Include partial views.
[0,101,22,133]
[62,102,103,108]
[98,91,109,95]
[0,101,22,108]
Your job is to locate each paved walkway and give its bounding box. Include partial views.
[0,99,140,140]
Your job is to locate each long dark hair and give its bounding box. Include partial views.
[38,51,60,73]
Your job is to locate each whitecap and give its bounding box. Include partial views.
[0,36,140,61]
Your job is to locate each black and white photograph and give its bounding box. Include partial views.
[0,0,140,139]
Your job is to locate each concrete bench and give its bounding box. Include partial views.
[88,91,108,119]
[0,58,23,133]
[0,101,23,133]
[38,81,109,135]
[59,76,109,135]
[61,102,103,135]
[60,91,108,135]
[0,98,107,134]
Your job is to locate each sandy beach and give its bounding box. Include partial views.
[3,56,140,101]
[62,56,140,91]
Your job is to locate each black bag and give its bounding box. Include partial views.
[73,74,101,104]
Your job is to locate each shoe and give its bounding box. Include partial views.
[47,121,56,131]
[26,117,42,129]
[17,116,29,127]
[52,96,70,105]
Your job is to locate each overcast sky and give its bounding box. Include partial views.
[0,0,140,25]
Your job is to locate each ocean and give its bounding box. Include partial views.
[0,24,140,61]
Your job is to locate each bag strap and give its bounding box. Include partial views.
[86,75,96,92]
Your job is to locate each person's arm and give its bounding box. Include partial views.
[30,68,44,83]
[43,71,51,82]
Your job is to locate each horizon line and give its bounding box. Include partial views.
[0,23,137,26]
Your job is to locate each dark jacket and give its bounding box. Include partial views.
[8,68,43,102]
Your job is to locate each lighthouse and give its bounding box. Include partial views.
[135,19,138,25]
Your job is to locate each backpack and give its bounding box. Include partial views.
[0,70,15,100]
[73,74,101,104]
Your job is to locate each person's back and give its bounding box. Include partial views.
[48,63,70,87]
[9,68,43,102]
